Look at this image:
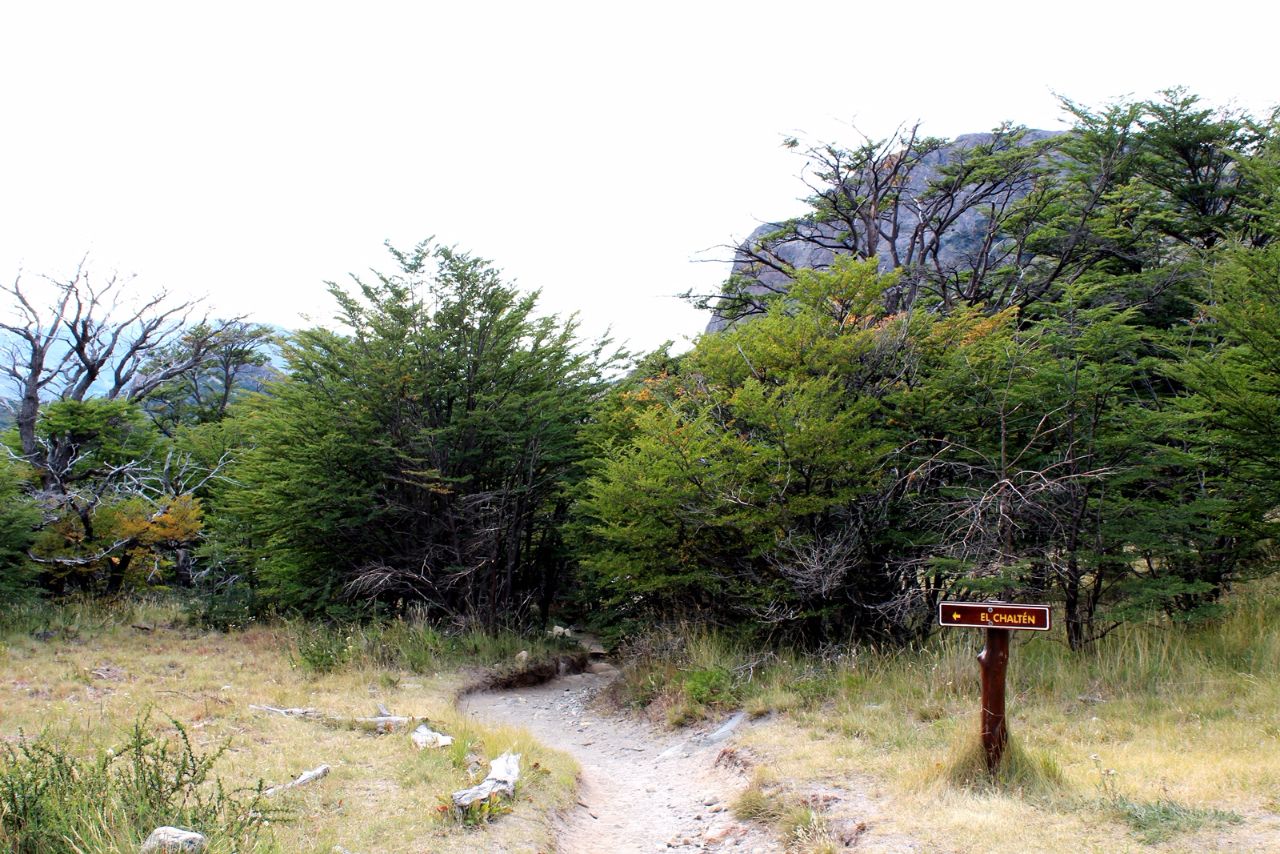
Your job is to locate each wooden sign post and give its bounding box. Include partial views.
[939,601,1050,774]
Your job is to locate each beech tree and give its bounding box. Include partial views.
[1177,244,1280,578]
[589,91,1280,648]
[0,262,253,595]
[699,124,1063,326]
[217,241,619,623]
[579,259,919,638]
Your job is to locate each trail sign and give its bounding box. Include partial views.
[938,600,1052,775]
[939,601,1050,631]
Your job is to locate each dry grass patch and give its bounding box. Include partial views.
[0,601,578,853]
[611,583,1280,852]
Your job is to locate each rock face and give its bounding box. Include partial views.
[139,826,208,854]
[707,129,1063,332]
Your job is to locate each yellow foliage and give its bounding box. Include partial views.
[959,308,1018,345]
[145,494,203,544]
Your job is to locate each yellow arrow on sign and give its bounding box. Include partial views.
[953,612,961,620]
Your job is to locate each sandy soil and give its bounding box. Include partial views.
[463,669,781,854]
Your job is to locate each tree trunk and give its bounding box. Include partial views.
[105,552,133,596]
[174,549,193,587]
[1064,574,1083,652]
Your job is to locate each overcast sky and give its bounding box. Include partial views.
[2,1,1276,354]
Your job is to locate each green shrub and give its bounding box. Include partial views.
[185,583,265,632]
[1105,796,1242,844]
[683,667,733,705]
[0,715,276,854]
[287,618,576,677]
[290,623,353,674]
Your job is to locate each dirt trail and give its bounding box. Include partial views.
[462,669,780,854]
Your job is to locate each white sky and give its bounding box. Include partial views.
[1,1,1276,355]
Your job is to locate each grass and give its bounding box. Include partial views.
[607,583,1280,852]
[287,615,579,678]
[0,597,580,853]
[1,714,275,854]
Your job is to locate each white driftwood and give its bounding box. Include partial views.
[345,714,413,734]
[452,751,521,812]
[249,704,321,719]
[264,764,331,797]
[249,703,415,734]
[411,722,454,750]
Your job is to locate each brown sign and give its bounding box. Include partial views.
[939,601,1050,631]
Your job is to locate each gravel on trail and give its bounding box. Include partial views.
[463,668,780,854]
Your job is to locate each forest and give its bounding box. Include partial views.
[1,90,1278,655]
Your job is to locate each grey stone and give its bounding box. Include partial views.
[139,826,207,854]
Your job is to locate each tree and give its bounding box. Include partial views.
[0,262,250,596]
[700,124,1063,326]
[579,259,919,639]
[888,286,1216,649]
[218,240,618,623]
[587,92,1280,648]
[17,398,214,595]
[0,458,39,602]
[1177,244,1280,566]
[141,320,277,435]
[0,263,242,463]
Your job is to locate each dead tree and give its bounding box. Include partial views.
[2,260,247,594]
[698,125,1067,329]
[1,262,240,471]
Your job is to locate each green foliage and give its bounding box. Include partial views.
[1090,755,1242,843]
[0,715,274,854]
[588,90,1280,647]
[142,320,276,435]
[1104,796,1242,844]
[0,459,39,603]
[578,258,909,635]
[286,617,576,677]
[219,240,617,622]
[1179,244,1280,528]
[683,667,732,705]
[290,623,356,674]
[183,581,265,632]
[6,91,1275,648]
[14,398,209,597]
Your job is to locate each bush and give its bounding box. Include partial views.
[290,623,354,674]
[0,714,276,854]
[186,583,266,632]
[288,618,578,677]
[683,667,733,705]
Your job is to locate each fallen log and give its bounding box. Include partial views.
[264,764,331,797]
[249,703,417,734]
[333,714,415,734]
[452,751,521,818]
[249,704,321,719]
